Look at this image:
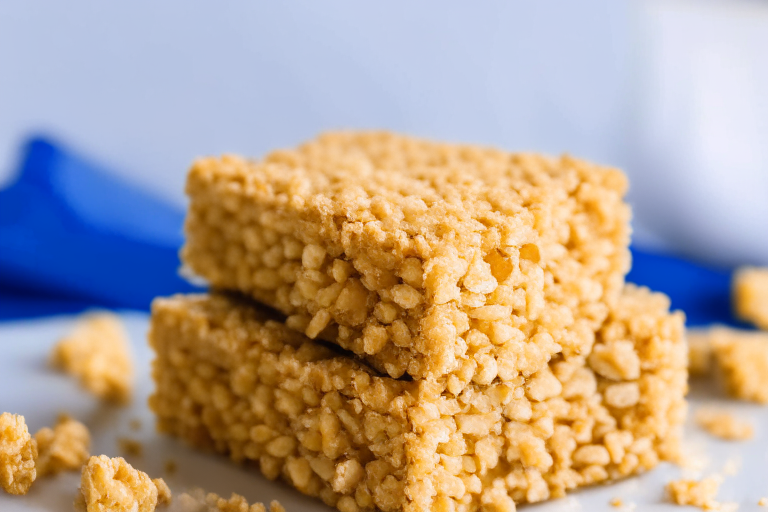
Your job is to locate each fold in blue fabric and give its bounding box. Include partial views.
[0,137,199,319]
[0,136,746,326]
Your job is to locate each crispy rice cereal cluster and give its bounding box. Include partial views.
[733,266,768,330]
[51,313,134,403]
[75,455,163,512]
[666,477,721,509]
[149,286,685,512]
[182,132,631,382]
[35,414,91,476]
[694,409,753,441]
[0,413,37,495]
[694,327,768,403]
[174,489,284,512]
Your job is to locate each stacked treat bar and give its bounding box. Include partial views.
[148,132,687,512]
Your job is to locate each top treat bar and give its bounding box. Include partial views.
[182,132,631,383]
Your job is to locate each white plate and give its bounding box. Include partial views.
[1,312,767,511]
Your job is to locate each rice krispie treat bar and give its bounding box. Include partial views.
[149,285,685,512]
[182,132,631,382]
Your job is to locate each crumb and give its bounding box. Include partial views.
[35,414,90,476]
[173,490,284,512]
[610,498,623,507]
[666,476,721,509]
[688,330,714,377]
[759,497,768,506]
[75,455,157,512]
[129,419,142,432]
[164,459,177,475]
[0,412,37,495]
[707,327,768,403]
[695,409,754,441]
[733,266,768,330]
[117,438,143,457]
[153,478,172,506]
[51,313,134,404]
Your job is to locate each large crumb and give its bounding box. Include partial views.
[51,313,134,403]
[75,455,158,512]
[695,409,753,441]
[35,414,91,476]
[149,285,686,512]
[666,477,721,509]
[0,412,37,495]
[704,327,768,403]
[118,438,143,457]
[182,131,631,383]
[173,489,284,512]
[733,266,768,330]
[153,478,172,506]
[759,497,768,507]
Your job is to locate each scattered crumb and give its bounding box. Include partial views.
[172,489,284,512]
[35,414,91,476]
[759,497,768,506]
[75,455,158,512]
[154,478,172,506]
[118,438,143,457]
[164,459,177,475]
[610,498,623,507]
[688,330,714,377]
[733,266,768,330]
[666,476,721,509]
[0,412,37,495]
[50,313,134,404]
[709,327,768,403]
[129,419,142,432]
[695,409,754,441]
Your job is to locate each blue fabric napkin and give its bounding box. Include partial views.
[0,137,199,319]
[0,136,746,326]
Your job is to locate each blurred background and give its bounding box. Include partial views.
[1,0,767,319]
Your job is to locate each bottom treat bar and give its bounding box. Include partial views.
[149,286,686,512]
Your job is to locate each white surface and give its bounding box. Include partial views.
[2,313,768,510]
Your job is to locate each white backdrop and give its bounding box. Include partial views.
[1,1,766,266]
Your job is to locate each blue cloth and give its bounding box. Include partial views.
[0,136,746,326]
[0,137,199,319]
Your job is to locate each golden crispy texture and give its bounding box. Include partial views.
[153,478,172,506]
[149,285,686,512]
[666,477,720,509]
[702,327,768,403]
[182,131,631,382]
[687,330,713,377]
[0,412,37,495]
[733,266,768,330]
[694,409,753,441]
[51,313,134,403]
[35,414,90,477]
[174,489,284,512]
[75,455,158,512]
